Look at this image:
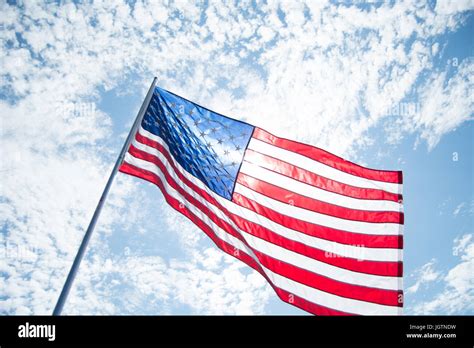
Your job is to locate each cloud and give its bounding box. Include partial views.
[435,0,474,15]
[453,234,473,257]
[452,200,474,217]
[409,233,474,314]
[406,259,441,294]
[413,60,474,150]
[64,250,272,315]
[453,202,466,216]
[0,1,473,314]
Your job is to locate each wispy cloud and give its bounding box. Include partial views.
[406,259,441,294]
[409,233,474,314]
[452,200,474,217]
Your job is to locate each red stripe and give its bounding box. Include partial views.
[232,191,403,249]
[130,136,403,268]
[237,173,403,224]
[120,159,401,307]
[244,149,402,203]
[119,161,353,315]
[253,128,403,184]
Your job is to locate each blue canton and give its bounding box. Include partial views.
[141,87,255,200]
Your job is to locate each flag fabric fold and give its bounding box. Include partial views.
[119,86,404,315]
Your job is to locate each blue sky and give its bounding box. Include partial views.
[0,0,473,315]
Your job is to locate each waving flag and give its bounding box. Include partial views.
[119,86,404,315]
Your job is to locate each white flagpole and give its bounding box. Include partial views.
[53,77,158,315]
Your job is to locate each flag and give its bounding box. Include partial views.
[119,86,404,315]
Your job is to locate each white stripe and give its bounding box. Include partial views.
[234,183,401,236]
[134,127,402,262]
[240,161,402,213]
[123,153,401,315]
[248,138,402,195]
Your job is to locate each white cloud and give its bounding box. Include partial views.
[64,250,272,315]
[453,202,466,217]
[453,234,473,257]
[413,60,474,150]
[435,0,474,15]
[409,233,474,314]
[0,0,472,314]
[452,200,473,217]
[406,259,441,294]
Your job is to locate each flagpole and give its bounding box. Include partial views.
[52,77,158,316]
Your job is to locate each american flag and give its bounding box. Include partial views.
[119,86,404,315]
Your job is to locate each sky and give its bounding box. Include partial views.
[0,0,473,315]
